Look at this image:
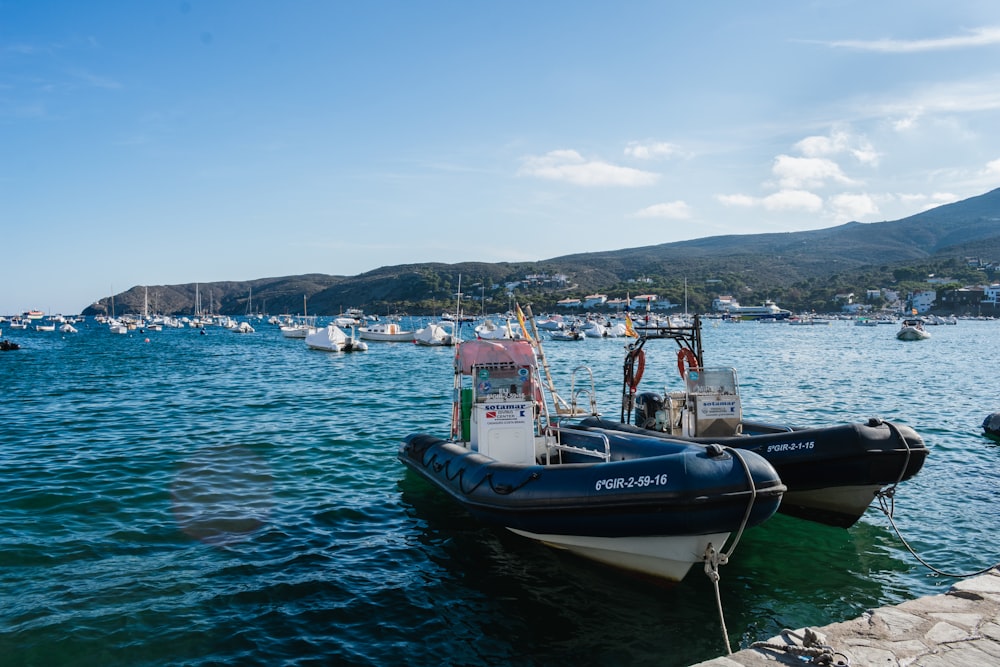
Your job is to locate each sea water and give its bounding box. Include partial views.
[1,317,998,666]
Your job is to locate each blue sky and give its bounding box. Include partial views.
[3,1,1000,315]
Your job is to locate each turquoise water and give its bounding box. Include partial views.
[2,318,999,666]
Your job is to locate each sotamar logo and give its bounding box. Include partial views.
[486,411,497,418]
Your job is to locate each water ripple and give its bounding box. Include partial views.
[2,319,999,665]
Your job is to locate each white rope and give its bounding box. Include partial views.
[703,543,732,655]
[750,628,851,665]
[701,446,760,655]
[874,419,1000,579]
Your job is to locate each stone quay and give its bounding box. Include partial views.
[693,568,1000,666]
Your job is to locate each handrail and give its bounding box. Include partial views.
[567,365,599,416]
[543,426,611,463]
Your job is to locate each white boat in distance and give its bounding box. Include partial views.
[549,328,586,341]
[305,325,368,352]
[279,316,316,338]
[413,322,459,346]
[358,321,415,342]
[723,300,792,321]
[897,318,931,341]
[474,318,520,340]
[534,315,565,331]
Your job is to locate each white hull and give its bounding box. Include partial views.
[897,327,931,341]
[782,484,884,522]
[358,331,414,342]
[549,332,585,341]
[358,323,415,342]
[413,323,458,346]
[507,528,731,582]
[305,325,368,352]
[280,326,310,339]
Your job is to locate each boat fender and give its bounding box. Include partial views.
[624,348,645,392]
[677,348,698,378]
[983,413,1000,441]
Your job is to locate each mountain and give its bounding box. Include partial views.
[84,188,1000,317]
[544,187,1000,281]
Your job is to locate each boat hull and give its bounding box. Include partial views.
[897,328,931,341]
[357,331,414,342]
[399,433,784,581]
[508,529,731,581]
[358,322,415,342]
[574,417,927,528]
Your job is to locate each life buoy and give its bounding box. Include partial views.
[625,348,645,392]
[677,348,698,378]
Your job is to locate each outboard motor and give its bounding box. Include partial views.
[634,392,664,430]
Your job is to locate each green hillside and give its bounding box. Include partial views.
[84,188,1000,317]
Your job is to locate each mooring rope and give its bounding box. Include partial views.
[703,544,731,655]
[874,419,1000,579]
[702,446,760,655]
[750,628,851,665]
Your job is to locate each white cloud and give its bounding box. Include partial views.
[822,26,1000,53]
[829,193,879,221]
[633,201,692,219]
[795,130,879,165]
[920,192,960,210]
[715,190,823,212]
[878,79,1000,119]
[519,150,659,186]
[891,191,959,213]
[984,159,1000,175]
[761,189,824,212]
[772,155,856,189]
[716,194,756,207]
[624,141,681,160]
[892,109,924,131]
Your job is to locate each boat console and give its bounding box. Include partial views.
[636,367,743,438]
[467,360,538,465]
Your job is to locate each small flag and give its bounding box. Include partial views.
[515,303,532,341]
[624,313,637,338]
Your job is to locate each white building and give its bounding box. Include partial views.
[909,289,936,313]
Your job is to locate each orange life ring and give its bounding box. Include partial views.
[677,348,699,378]
[626,348,645,392]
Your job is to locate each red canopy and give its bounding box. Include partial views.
[454,339,537,375]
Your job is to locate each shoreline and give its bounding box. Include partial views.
[693,568,1000,666]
